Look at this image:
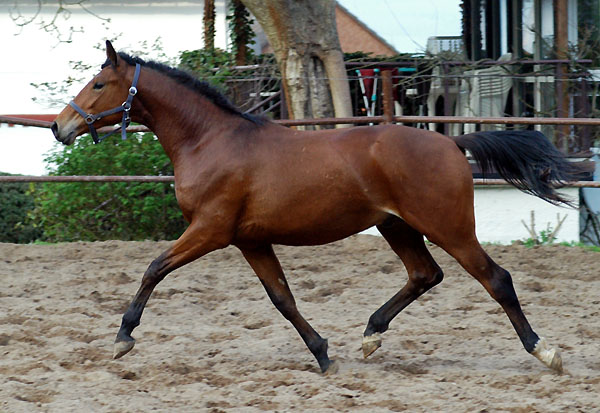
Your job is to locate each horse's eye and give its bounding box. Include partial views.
[93,82,105,90]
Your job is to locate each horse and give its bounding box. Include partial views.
[52,41,579,374]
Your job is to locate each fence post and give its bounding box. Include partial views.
[554,0,569,151]
[382,70,394,124]
[442,62,450,135]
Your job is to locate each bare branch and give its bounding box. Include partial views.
[521,210,538,242]
[9,0,110,43]
[547,213,567,243]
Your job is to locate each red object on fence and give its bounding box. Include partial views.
[357,68,400,103]
[357,68,377,99]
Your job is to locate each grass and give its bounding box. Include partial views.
[31,240,55,245]
[557,241,600,252]
[510,238,600,252]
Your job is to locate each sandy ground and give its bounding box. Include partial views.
[0,235,598,412]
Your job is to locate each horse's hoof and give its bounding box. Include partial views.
[549,352,563,374]
[323,360,340,375]
[532,337,563,374]
[362,333,382,358]
[113,338,135,359]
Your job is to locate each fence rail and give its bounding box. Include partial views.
[0,175,175,183]
[278,115,600,127]
[6,114,600,129]
[1,114,598,187]
[1,175,598,187]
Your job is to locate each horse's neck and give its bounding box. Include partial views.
[132,69,241,162]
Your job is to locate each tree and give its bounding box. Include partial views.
[240,0,353,125]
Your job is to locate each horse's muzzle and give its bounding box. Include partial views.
[51,121,77,145]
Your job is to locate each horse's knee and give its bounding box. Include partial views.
[488,268,519,305]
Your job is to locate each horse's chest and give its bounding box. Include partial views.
[173,167,243,222]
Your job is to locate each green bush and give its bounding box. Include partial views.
[0,173,42,243]
[179,48,237,88]
[30,133,186,242]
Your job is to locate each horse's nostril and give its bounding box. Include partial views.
[51,122,59,140]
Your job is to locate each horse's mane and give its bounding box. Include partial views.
[103,52,266,125]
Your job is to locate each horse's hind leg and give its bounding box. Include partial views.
[363,217,444,358]
[240,244,336,374]
[444,239,563,373]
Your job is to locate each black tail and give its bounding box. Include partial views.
[451,130,583,206]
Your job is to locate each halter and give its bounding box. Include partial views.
[69,63,141,144]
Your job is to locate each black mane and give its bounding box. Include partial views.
[104,52,265,125]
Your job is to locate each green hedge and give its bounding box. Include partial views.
[29,133,186,242]
[0,173,42,243]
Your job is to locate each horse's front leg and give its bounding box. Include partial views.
[239,244,337,374]
[113,221,229,359]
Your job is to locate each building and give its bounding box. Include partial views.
[427,0,598,154]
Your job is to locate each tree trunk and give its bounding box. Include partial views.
[231,0,250,66]
[241,0,352,127]
[203,0,216,50]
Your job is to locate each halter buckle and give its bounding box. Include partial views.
[129,86,137,96]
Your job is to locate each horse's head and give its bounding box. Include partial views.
[52,41,140,145]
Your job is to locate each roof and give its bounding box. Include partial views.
[335,4,399,56]
[259,3,399,56]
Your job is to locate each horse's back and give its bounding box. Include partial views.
[329,124,472,197]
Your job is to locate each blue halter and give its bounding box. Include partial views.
[69,63,141,144]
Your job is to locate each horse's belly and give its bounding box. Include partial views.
[234,205,387,246]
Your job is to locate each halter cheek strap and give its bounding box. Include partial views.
[69,63,141,144]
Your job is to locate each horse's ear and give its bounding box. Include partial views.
[106,40,119,67]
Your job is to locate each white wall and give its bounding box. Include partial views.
[473,186,579,244]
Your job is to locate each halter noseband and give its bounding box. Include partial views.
[69,63,141,144]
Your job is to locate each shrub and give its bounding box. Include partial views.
[0,173,42,243]
[30,133,186,242]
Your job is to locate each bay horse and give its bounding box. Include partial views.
[52,41,578,374]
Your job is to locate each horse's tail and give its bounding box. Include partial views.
[450,130,583,206]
